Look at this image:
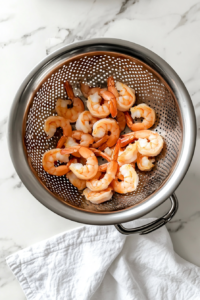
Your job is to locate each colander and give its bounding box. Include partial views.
[8,38,196,235]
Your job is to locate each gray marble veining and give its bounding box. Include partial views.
[0,27,46,48]
[167,211,200,233]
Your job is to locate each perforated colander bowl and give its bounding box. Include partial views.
[8,39,196,234]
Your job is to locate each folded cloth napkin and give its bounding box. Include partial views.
[6,218,200,300]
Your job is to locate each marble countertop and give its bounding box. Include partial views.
[1,0,200,298]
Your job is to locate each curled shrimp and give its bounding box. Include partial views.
[99,90,117,118]
[83,187,113,204]
[61,146,98,180]
[42,149,71,176]
[76,111,99,133]
[134,130,164,156]
[92,118,120,148]
[118,143,138,166]
[44,116,72,139]
[107,77,136,111]
[121,131,163,156]
[86,140,120,191]
[80,83,101,98]
[66,171,86,190]
[87,92,110,118]
[116,111,126,132]
[81,82,116,118]
[111,164,139,194]
[125,104,156,131]
[137,153,155,171]
[71,130,94,147]
[56,81,85,123]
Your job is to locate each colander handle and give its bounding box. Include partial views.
[114,193,178,235]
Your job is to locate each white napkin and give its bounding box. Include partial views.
[6,218,200,300]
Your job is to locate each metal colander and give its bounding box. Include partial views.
[9,39,196,234]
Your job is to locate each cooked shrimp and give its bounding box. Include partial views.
[137,153,155,171]
[118,143,138,166]
[92,119,120,148]
[87,92,110,118]
[134,130,164,156]
[66,171,86,190]
[44,116,72,139]
[86,140,120,191]
[107,77,136,111]
[111,164,139,194]
[42,149,70,176]
[83,187,113,204]
[71,130,94,147]
[116,111,126,132]
[80,83,101,98]
[125,104,156,131]
[76,111,99,134]
[100,90,117,118]
[56,81,84,123]
[61,146,98,180]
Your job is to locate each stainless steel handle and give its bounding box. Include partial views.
[115,193,178,235]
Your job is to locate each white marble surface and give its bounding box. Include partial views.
[1,0,200,298]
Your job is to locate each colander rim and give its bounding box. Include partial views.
[8,38,196,225]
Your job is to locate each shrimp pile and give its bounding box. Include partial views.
[42,77,164,205]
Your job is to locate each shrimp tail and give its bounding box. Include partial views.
[62,120,72,137]
[107,76,119,98]
[100,90,117,118]
[61,146,80,155]
[80,82,90,98]
[120,132,135,147]
[65,81,75,100]
[107,76,115,88]
[90,148,111,162]
[110,97,118,118]
[98,143,109,151]
[98,163,109,172]
[112,139,121,161]
[56,136,67,148]
[92,135,109,148]
[124,112,134,131]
